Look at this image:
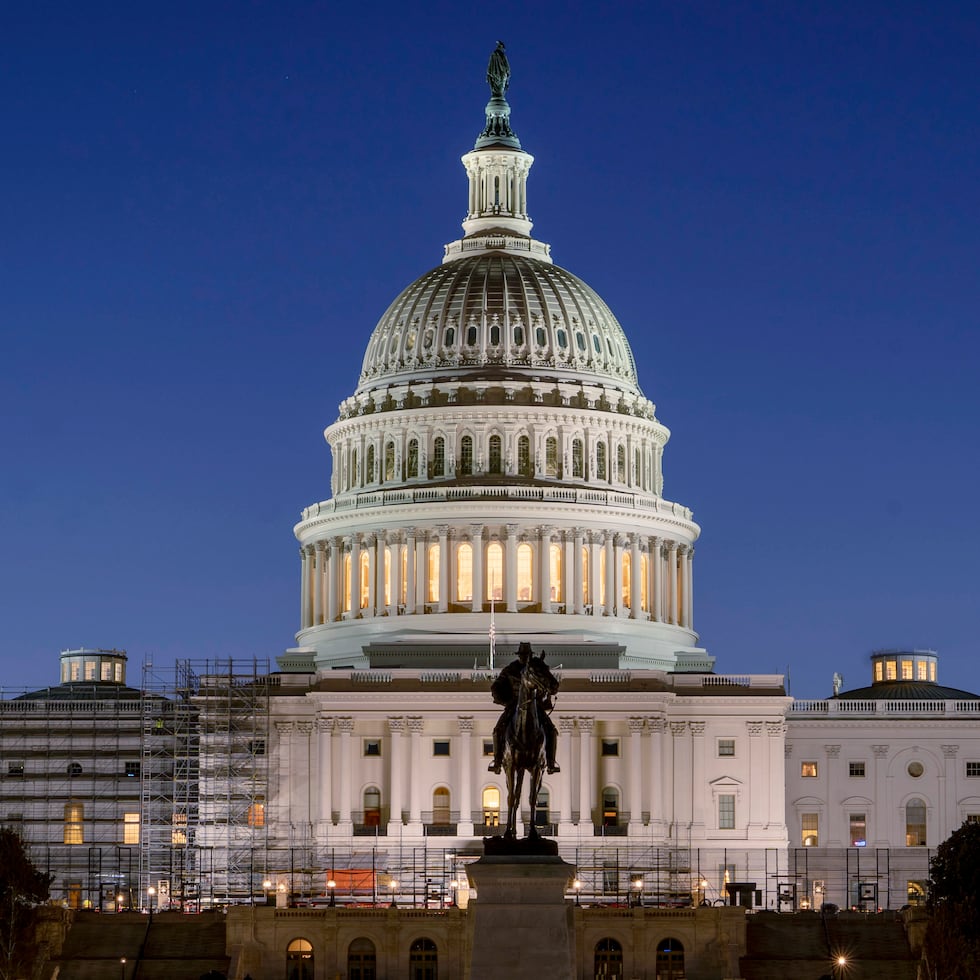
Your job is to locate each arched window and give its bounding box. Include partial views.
[556,328,568,349]
[513,325,525,346]
[466,323,478,346]
[444,326,455,347]
[535,787,550,828]
[385,442,395,481]
[517,436,531,477]
[656,938,685,980]
[488,434,502,473]
[286,938,314,980]
[594,938,623,978]
[634,448,641,486]
[457,543,473,602]
[575,331,586,351]
[351,448,359,489]
[348,937,376,980]
[366,445,375,484]
[622,552,631,610]
[487,542,503,601]
[549,544,562,603]
[640,554,649,611]
[343,554,352,612]
[363,787,381,827]
[592,334,602,355]
[409,937,438,980]
[359,551,370,609]
[383,547,391,606]
[482,787,500,827]
[459,435,473,475]
[906,798,927,846]
[535,326,547,347]
[427,544,440,604]
[407,438,419,478]
[517,543,533,603]
[490,323,500,345]
[572,438,583,478]
[596,443,607,480]
[432,436,445,477]
[616,445,626,482]
[545,437,559,477]
[602,787,619,827]
[581,547,590,606]
[432,787,451,825]
[599,548,607,607]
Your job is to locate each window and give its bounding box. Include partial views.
[363,787,381,826]
[172,812,187,846]
[359,551,370,609]
[545,437,559,477]
[801,813,818,847]
[459,435,473,475]
[407,439,419,478]
[517,543,533,602]
[486,542,503,601]
[874,661,883,682]
[907,761,924,778]
[917,660,928,680]
[67,762,83,777]
[64,803,84,845]
[968,814,980,825]
[601,739,620,757]
[556,328,568,349]
[467,324,478,346]
[886,660,897,680]
[286,938,314,980]
[901,660,913,680]
[248,739,266,756]
[966,762,980,777]
[906,799,926,846]
[535,787,550,827]
[84,661,96,680]
[616,445,626,482]
[535,326,546,347]
[366,445,375,484]
[718,739,735,757]
[125,761,140,777]
[101,661,112,681]
[602,787,619,827]
[849,813,866,847]
[488,434,502,473]
[123,812,140,845]
[549,543,562,602]
[517,435,531,477]
[572,438,583,478]
[907,881,927,906]
[592,334,602,354]
[427,544,440,603]
[489,323,500,345]
[482,740,494,757]
[801,762,818,778]
[483,787,500,827]
[594,938,623,978]
[70,662,80,681]
[409,938,437,980]
[513,325,525,346]
[363,740,381,757]
[456,543,473,602]
[622,551,631,609]
[656,938,685,980]
[114,662,123,682]
[596,443,607,480]
[575,331,586,351]
[384,442,395,481]
[719,794,735,829]
[432,437,445,477]
[432,787,450,825]
[348,937,376,980]
[849,762,866,778]
[433,740,451,757]
[247,801,265,827]
[7,762,24,777]
[443,326,455,347]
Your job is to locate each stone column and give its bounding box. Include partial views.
[826,744,843,845]
[387,717,405,833]
[405,530,417,614]
[415,531,427,611]
[630,535,641,619]
[337,717,354,829]
[276,721,295,827]
[604,535,615,616]
[690,721,707,835]
[390,534,402,615]
[312,542,325,626]
[316,714,334,834]
[766,721,786,836]
[668,541,678,625]
[504,523,518,612]
[299,549,310,629]
[651,537,662,623]
[349,534,361,614]
[407,716,424,831]
[578,717,595,828]
[572,528,584,615]
[558,716,575,833]
[612,533,624,616]
[470,525,484,614]
[647,717,667,835]
[870,743,888,847]
[941,744,959,843]
[437,526,449,612]
[589,534,602,617]
[362,533,376,619]
[458,716,475,835]
[375,533,387,613]
[296,721,314,827]
[670,721,690,835]
[746,721,765,833]
[628,717,644,834]
[539,526,553,613]
[685,546,695,629]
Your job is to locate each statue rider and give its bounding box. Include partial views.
[488,641,560,774]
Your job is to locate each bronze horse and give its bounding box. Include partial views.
[501,653,560,839]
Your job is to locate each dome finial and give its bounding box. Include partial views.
[476,41,521,149]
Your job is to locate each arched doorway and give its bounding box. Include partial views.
[656,937,685,979]
[348,937,376,980]
[602,787,619,828]
[594,936,623,978]
[363,786,381,827]
[482,786,500,828]
[285,938,313,980]
[409,937,438,980]
[432,786,451,825]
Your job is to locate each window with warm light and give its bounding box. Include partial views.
[456,543,473,602]
[901,660,913,680]
[482,787,500,827]
[801,762,818,778]
[358,551,370,609]
[247,800,265,828]
[801,813,818,846]
[849,813,866,846]
[172,812,187,846]
[886,660,897,680]
[906,799,926,846]
[64,803,83,845]
[517,543,533,602]
[486,542,503,600]
[917,660,928,680]
[123,812,140,845]
[427,544,440,603]
[621,551,631,609]
[549,544,562,602]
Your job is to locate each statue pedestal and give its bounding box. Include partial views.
[466,845,575,980]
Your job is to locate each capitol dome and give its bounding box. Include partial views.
[287,52,709,675]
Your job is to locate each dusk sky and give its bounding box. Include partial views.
[2,2,978,698]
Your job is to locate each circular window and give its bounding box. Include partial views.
[67,762,83,777]
[907,761,924,778]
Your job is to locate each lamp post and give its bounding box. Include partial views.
[389,879,398,908]
[327,879,336,907]
[632,878,643,908]
[120,958,126,980]
[147,885,156,921]
[116,893,125,914]
[833,954,848,978]
[572,879,582,906]
[262,879,272,906]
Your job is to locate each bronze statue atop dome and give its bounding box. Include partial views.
[487,41,510,98]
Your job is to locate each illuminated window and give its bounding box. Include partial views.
[488,434,502,473]
[100,661,112,681]
[572,438,583,478]
[486,542,503,600]
[602,787,619,827]
[595,938,623,977]
[359,551,370,609]
[718,739,735,757]
[457,543,473,602]
[906,799,926,846]
[406,439,419,478]
[64,803,84,845]
[343,554,352,612]
[801,762,818,778]
[70,662,80,681]
[432,437,445,477]
[596,443,607,480]
[517,543,533,602]
[459,435,473,475]
[849,813,866,846]
[286,938,313,980]
[874,661,883,682]
[517,435,531,477]
[432,787,450,825]
[581,547,590,605]
[123,812,140,845]
[114,663,123,682]
[384,442,395,481]
[599,548,607,606]
[383,547,391,606]
[801,813,818,846]
[400,547,407,605]
[549,543,562,602]
[901,660,913,680]
[172,812,187,846]
[482,787,500,827]
[930,662,936,681]
[247,801,265,828]
[640,554,649,610]
[886,660,897,680]
[427,544,440,603]
[718,795,735,829]
[363,786,381,826]
[545,437,559,477]
[917,661,928,680]
[84,661,96,680]
[622,551,631,609]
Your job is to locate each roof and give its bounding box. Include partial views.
[834,680,980,701]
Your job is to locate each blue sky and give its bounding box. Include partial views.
[1,1,978,697]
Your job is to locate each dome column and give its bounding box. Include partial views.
[363,534,376,619]
[684,547,694,629]
[504,524,518,611]
[613,534,625,616]
[650,537,661,623]
[572,528,585,614]
[589,533,602,617]
[348,535,361,616]
[327,538,341,623]
[630,534,642,619]
[668,541,679,625]
[539,526,553,613]
[405,530,417,614]
[562,529,575,613]
[313,543,325,626]
[604,535,615,616]
[300,548,311,629]
[437,526,450,612]
[470,525,484,614]
[388,534,401,614]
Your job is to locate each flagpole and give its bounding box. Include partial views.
[489,572,496,672]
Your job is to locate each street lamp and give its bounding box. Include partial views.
[572,879,582,906]
[120,958,126,980]
[262,879,272,906]
[389,879,399,908]
[116,893,125,914]
[834,954,848,977]
[327,879,337,907]
[147,885,156,921]
[632,878,643,907]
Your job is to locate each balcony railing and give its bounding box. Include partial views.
[789,699,980,718]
